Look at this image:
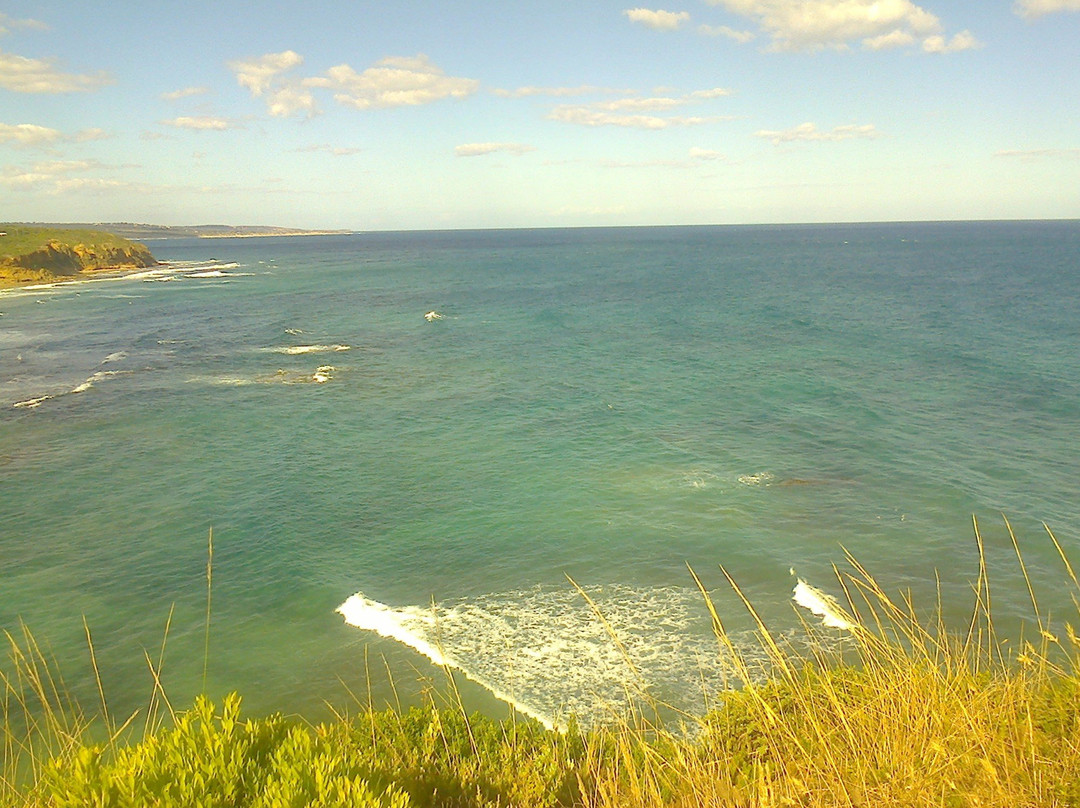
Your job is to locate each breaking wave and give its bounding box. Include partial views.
[11,356,131,409]
[337,584,785,730]
[792,578,856,631]
[272,345,352,355]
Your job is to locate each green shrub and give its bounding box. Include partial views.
[40,694,413,808]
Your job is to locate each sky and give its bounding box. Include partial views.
[1,0,1078,230]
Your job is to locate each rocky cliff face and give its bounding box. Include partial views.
[0,238,158,285]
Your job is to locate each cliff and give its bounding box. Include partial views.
[0,227,158,286]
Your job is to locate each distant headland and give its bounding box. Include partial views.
[5,222,354,240]
[0,225,159,288]
[0,223,353,287]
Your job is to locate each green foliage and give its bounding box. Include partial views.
[0,226,156,283]
[27,695,585,808]
[0,227,136,261]
[38,694,414,808]
[322,706,586,808]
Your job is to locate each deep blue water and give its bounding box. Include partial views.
[2,221,1079,725]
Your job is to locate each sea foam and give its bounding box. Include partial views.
[338,584,777,729]
[792,578,855,631]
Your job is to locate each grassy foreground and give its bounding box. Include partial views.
[4,519,1080,807]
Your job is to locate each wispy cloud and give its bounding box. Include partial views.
[0,48,111,92]
[1014,0,1080,17]
[493,85,633,98]
[689,147,727,160]
[0,122,111,148]
[161,86,210,101]
[160,116,239,131]
[697,23,756,43]
[0,159,136,194]
[994,147,1080,160]
[703,0,980,53]
[550,108,717,128]
[0,12,48,36]
[294,144,363,156]
[455,142,537,157]
[549,87,734,129]
[624,8,692,30]
[755,122,880,144]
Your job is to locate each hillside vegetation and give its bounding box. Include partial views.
[0,226,157,287]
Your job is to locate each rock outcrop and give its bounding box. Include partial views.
[0,233,158,286]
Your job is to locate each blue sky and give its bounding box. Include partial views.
[1,0,1078,230]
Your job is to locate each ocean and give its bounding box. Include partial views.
[2,221,1079,728]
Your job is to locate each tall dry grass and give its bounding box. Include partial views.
[587,517,1080,807]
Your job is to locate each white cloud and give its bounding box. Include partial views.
[265,83,320,117]
[862,29,916,49]
[228,50,318,118]
[689,147,727,160]
[306,55,479,109]
[230,52,478,115]
[160,116,237,131]
[162,86,209,101]
[0,122,62,146]
[0,122,111,147]
[230,50,304,96]
[455,142,537,157]
[624,8,692,30]
[697,23,756,42]
[755,122,880,144]
[0,13,48,37]
[1014,0,1080,17]
[921,30,981,52]
[704,0,976,53]
[0,48,111,92]
[687,87,734,100]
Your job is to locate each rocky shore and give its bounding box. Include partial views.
[0,227,158,287]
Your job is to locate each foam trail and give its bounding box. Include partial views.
[336,584,773,729]
[792,578,855,631]
[13,395,53,409]
[274,345,351,355]
[337,594,557,730]
[71,370,125,394]
[12,369,127,409]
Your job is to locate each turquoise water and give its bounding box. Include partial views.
[2,222,1079,726]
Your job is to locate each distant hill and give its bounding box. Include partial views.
[5,223,354,240]
[0,225,158,287]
